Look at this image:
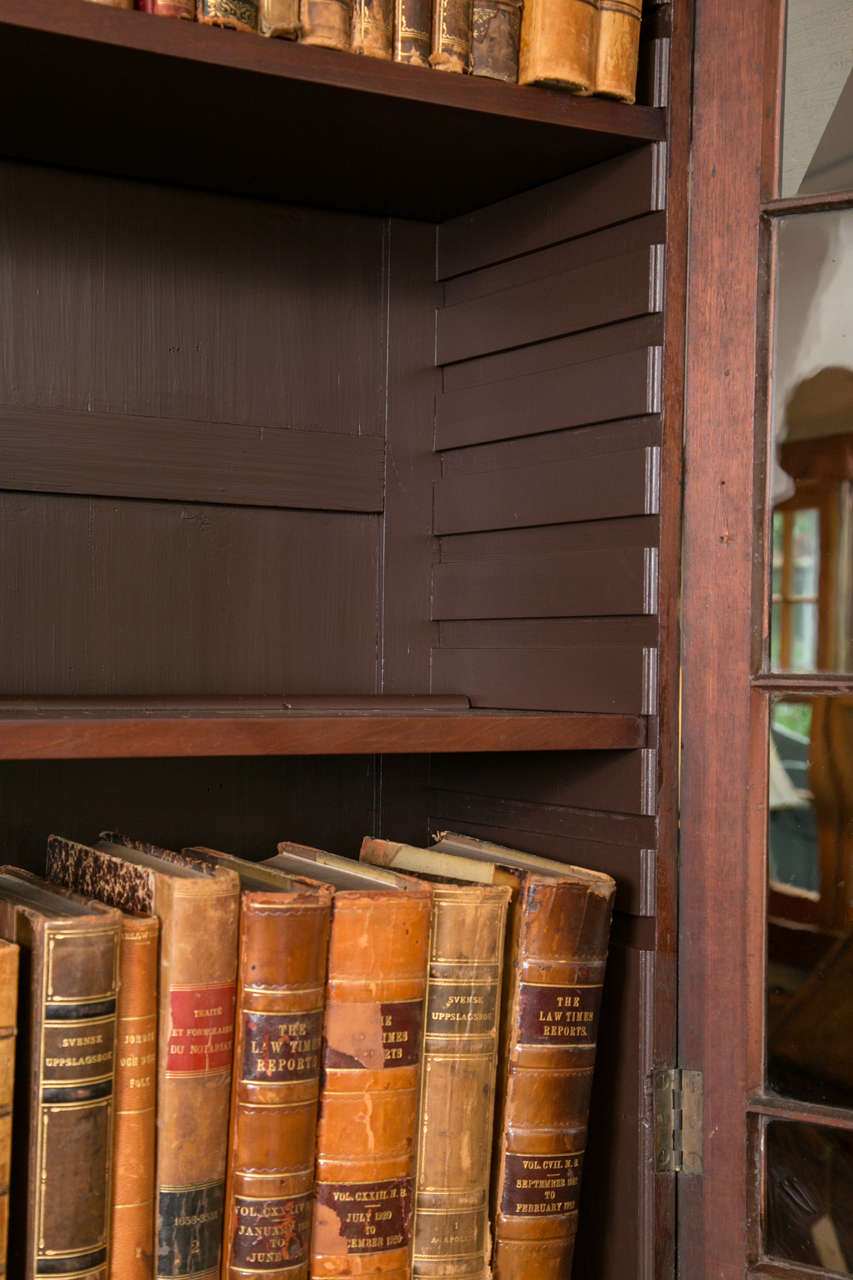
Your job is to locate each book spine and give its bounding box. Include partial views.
[155,878,240,1280]
[351,0,394,57]
[136,0,194,16]
[300,0,353,48]
[85,1,135,7]
[311,890,431,1280]
[0,941,17,1278]
[393,0,430,66]
[111,917,159,1280]
[594,0,642,102]
[223,890,331,1280]
[518,0,599,94]
[197,0,259,27]
[430,0,474,72]
[259,0,301,36]
[413,886,510,1280]
[471,0,522,82]
[491,876,614,1280]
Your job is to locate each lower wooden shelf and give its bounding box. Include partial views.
[0,698,646,758]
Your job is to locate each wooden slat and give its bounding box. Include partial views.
[439,418,662,477]
[438,617,660,648]
[438,146,663,278]
[436,347,660,450]
[427,788,655,851]
[438,246,661,366]
[0,405,386,512]
[0,710,646,759]
[433,546,658,618]
[434,447,660,535]
[431,645,658,714]
[440,515,661,562]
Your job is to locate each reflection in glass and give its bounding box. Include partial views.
[767,697,853,1108]
[781,0,853,197]
[765,1120,853,1273]
[770,208,853,674]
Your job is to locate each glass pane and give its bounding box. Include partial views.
[765,1120,853,1273]
[780,0,853,198]
[767,697,853,1109]
[769,208,853,674]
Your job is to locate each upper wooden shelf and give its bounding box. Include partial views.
[0,0,664,219]
[0,697,645,758]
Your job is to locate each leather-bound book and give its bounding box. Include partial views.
[0,939,18,1279]
[136,0,195,16]
[45,833,240,1280]
[594,0,641,101]
[259,0,301,36]
[352,0,393,56]
[86,1,134,8]
[471,0,522,81]
[266,843,432,1280]
[361,840,511,1280]
[184,848,332,1280]
[430,0,474,72]
[393,0,431,66]
[518,0,599,94]
[46,837,159,1280]
[197,0,259,30]
[300,0,354,49]
[0,867,121,1280]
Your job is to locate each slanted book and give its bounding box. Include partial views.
[0,939,18,1280]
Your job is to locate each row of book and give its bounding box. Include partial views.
[0,829,615,1280]
[87,0,644,103]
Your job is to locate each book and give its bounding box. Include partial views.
[47,837,159,1280]
[518,0,599,94]
[197,0,259,30]
[0,939,18,1280]
[471,0,523,82]
[393,0,431,66]
[0,867,121,1280]
[594,0,642,102]
[184,847,332,1280]
[259,0,301,36]
[301,0,353,48]
[136,0,195,16]
[431,0,474,72]
[86,1,134,7]
[45,833,240,1280]
[364,833,616,1280]
[361,840,511,1280]
[352,0,394,57]
[266,843,432,1280]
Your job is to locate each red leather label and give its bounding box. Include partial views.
[241,1009,323,1083]
[516,983,602,1047]
[166,984,236,1075]
[314,1178,414,1255]
[500,1151,585,1218]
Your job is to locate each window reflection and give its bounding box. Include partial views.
[781,0,853,197]
[765,1120,853,1273]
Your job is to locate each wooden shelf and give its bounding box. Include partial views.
[0,0,664,219]
[0,698,646,758]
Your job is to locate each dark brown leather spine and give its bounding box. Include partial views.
[351,0,393,56]
[393,0,430,66]
[430,0,474,72]
[0,940,18,1280]
[111,915,159,1280]
[223,888,332,1280]
[518,0,599,93]
[471,0,522,81]
[594,0,642,101]
[197,0,259,29]
[311,888,431,1280]
[259,0,301,36]
[300,0,353,48]
[0,871,121,1280]
[491,872,615,1280]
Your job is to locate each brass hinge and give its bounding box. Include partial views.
[654,1068,703,1175]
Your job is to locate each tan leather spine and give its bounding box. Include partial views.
[518,0,599,94]
[197,0,259,30]
[85,1,133,7]
[351,0,393,57]
[224,888,332,1280]
[430,0,474,72]
[259,0,301,37]
[300,0,353,48]
[393,0,431,66]
[148,0,195,16]
[594,0,642,102]
[111,915,159,1280]
[0,940,18,1280]
[0,872,120,1280]
[491,872,615,1280]
[471,0,522,82]
[311,888,431,1280]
